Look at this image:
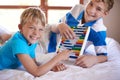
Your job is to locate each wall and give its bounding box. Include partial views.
[104,0,120,43]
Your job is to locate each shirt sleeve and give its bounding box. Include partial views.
[11,39,36,58]
[88,28,107,56]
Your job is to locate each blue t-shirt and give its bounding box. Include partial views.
[0,31,37,69]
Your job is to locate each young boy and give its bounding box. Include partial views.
[50,0,114,68]
[0,7,72,77]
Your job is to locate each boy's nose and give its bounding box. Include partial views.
[89,6,96,14]
[33,29,39,35]
[34,30,42,38]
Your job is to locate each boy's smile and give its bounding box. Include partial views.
[84,0,108,22]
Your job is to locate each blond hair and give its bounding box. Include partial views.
[20,7,46,27]
[95,0,114,11]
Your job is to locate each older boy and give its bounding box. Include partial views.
[49,0,114,68]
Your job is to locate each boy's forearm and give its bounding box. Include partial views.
[36,55,62,76]
[97,56,108,63]
[49,24,60,33]
[0,34,11,43]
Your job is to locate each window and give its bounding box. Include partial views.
[44,0,81,24]
[0,0,40,32]
[48,10,69,24]
[0,0,40,6]
[0,0,82,32]
[0,9,24,31]
[48,0,79,6]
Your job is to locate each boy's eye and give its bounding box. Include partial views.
[96,7,105,13]
[96,7,102,11]
[29,27,34,29]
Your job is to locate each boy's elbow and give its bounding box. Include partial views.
[29,67,48,77]
[33,73,44,77]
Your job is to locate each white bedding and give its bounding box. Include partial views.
[0,37,120,80]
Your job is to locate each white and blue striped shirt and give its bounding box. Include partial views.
[60,4,107,56]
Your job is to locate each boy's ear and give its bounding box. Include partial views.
[18,24,22,31]
[104,11,109,16]
[102,11,109,18]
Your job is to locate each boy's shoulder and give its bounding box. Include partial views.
[11,32,27,43]
[92,18,107,32]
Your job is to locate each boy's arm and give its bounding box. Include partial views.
[51,63,67,72]
[48,24,60,33]
[50,23,76,39]
[0,34,11,44]
[75,55,107,68]
[96,55,107,63]
[17,50,71,77]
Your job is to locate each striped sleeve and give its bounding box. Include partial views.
[88,19,107,56]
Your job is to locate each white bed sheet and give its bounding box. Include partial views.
[0,37,120,80]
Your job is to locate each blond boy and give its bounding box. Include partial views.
[0,7,71,77]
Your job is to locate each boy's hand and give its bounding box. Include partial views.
[57,50,72,61]
[58,23,76,39]
[75,55,98,68]
[51,63,67,72]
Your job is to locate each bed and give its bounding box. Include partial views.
[0,37,120,80]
